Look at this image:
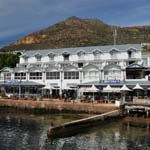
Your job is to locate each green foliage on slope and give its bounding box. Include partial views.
[1,16,150,52]
[0,53,20,69]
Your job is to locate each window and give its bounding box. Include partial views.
[49,56,54,61]
[143,58,148,67]
[104,70,121,80]
[48,53,55,61]
[78,54,85,60]
[24,57,28,63]
[77,51,85,60]
[29,72,42,80]
[78,63,83,68]
[63,54,69,61]
[15,73,26,80]
[4,72,11,80]
[128,51,132,58]
[94,54,101,60]
[83,71,99,80]
[110,52,117,59]
[46,72,60,79]
[64,71,79,79]
[36,56,41,62]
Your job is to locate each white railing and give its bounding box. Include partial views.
[125,78,148,82]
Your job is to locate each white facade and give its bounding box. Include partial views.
[1,44,149,94]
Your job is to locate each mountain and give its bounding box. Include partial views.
[1,16,150,52]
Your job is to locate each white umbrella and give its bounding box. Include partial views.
[133,83,143,97]
[87,85,99,101]
[120,85,131,104]
[79,85,99,101]
[120,85,131,92]
[86,84,99,93]
[133,83,143,90]
[41,85,52,98]
[79,87,87,93]
[103,85,112,101]
[103,84,112,93]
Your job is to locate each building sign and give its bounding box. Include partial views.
[103,80,124,84]
[4,80,21,84]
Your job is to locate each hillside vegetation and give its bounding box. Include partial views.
[1,16,150,52]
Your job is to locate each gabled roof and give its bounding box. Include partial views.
[126,63,144,69]
[82,64,99,71]
[109,48,120,53]
[48,52,55,57]
[21,44,142,57]
[92,49,102,55]
[0,67,13,72]
[127,47,137,52]
[77,50,86,56]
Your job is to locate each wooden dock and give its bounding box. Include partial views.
[123,103,150,117]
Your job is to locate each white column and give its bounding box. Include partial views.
[79,68,83,83]
[59,70,63,96]
[11,72,15,80]
[99,69,101,81]
[42,72,46,84]
[101,70,104,81]
[26,72,29,81]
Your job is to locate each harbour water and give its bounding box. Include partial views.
[0,112,150,150]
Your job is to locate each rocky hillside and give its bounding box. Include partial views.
[1,16,150,51]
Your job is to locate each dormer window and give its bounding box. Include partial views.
[128,51,132,58]
[62,52,70,61]
[93,49,102,60]
[35,53,42,62]
[48,53,55,61]
[22,55,29,63]
[24,57,28,63]
[110,49,119,59]
[127,48,136,58]
[77,50,86,60]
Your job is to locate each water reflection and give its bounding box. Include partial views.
[0,113,150,150]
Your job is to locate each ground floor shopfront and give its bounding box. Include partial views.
[1,80,150,103]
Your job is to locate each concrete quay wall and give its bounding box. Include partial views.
[47,110,120,138]
[0,99,119,114]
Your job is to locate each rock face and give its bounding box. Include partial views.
[1,16,150,51]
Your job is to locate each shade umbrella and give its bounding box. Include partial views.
[103,85,112,101]
[120,85,131,104]
[86,84,99,101]
[133,83,143,97]
[41,85,52,98]
[79,87,87,93]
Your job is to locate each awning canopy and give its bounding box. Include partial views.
[133,83,143,90]
[0,80,44,87]
[62,85,72,90]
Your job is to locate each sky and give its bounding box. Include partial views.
[0,0,150,48]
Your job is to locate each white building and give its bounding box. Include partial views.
[1,44,150,98]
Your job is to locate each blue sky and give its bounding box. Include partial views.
[0,0,150,48]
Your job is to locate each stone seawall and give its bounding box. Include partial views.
[0,99,118,114]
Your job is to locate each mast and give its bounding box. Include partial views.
[113,28,117,46]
